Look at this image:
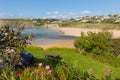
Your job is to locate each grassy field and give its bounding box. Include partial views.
[25,46,120,79]
[59,21,120,30]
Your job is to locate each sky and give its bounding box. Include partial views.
[0,0,120,18]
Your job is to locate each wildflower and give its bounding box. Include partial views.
[45,65,50,70]
[39,63,43,67]
[47,70,52,74]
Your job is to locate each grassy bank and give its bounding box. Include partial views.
[25,46,120,79]
[59,22,120,30]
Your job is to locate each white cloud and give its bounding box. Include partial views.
[112,10,119,13]
[97,11,103,13]
[51,15,57,18]
[0,12,8,18]
[0,12,25,18]
[46,11,59,15]
[45,11,60,18]
[81,10,90,14]
[45,11,81,19]
[46,12,51,14]
[0,12,15,18]
[54,11,59,14]
[68,12,77,16]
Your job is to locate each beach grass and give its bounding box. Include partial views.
[25,46,120,79]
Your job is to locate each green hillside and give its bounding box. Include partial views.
[25,46,120,79]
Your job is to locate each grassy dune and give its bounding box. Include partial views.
[25,46,120,79]
[59,21,120,30]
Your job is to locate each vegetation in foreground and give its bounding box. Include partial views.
[74,31,120,67]
[0,25,33,68]
[0,25,120,80]
[0,46,119,80]
[25,46,120,79]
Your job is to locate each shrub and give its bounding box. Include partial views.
[0,25,33,67]
[102,19,116,24]
[74,31,113,55]
[54,60,97,80]
[43,54,62,68]
[111,38,120,56]
[0,59,115,80]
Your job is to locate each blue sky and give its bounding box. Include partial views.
[0,0,120,18]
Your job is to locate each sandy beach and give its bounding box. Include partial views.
[32,27,120,49]
[37,40,75,49]
[58,27,120,38]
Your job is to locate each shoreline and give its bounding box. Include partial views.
[57,27,120,38]
[36,40,75,50]
[31,38,75,49]
[31,27,120,49]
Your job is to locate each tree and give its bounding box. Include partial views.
[74,31,113,55]
[0,25,33,67]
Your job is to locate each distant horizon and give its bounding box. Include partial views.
[0,0,120,19]
[0,13,119,19]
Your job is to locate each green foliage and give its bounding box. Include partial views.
[0,25,33,66]
[25,47,120,79]
[0,66,16,80]
[0,67,42,80]
[55,60,98,80]
[102,19,116,24]
[74,32,120,67]
[1,59,120,80]
[43,54,62,68]
[19,68,41,80]
[33,18,59,26]
[0,60,98,80]
[112,38,120,56]
[74,31,113,55]
[93,54,120,67]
